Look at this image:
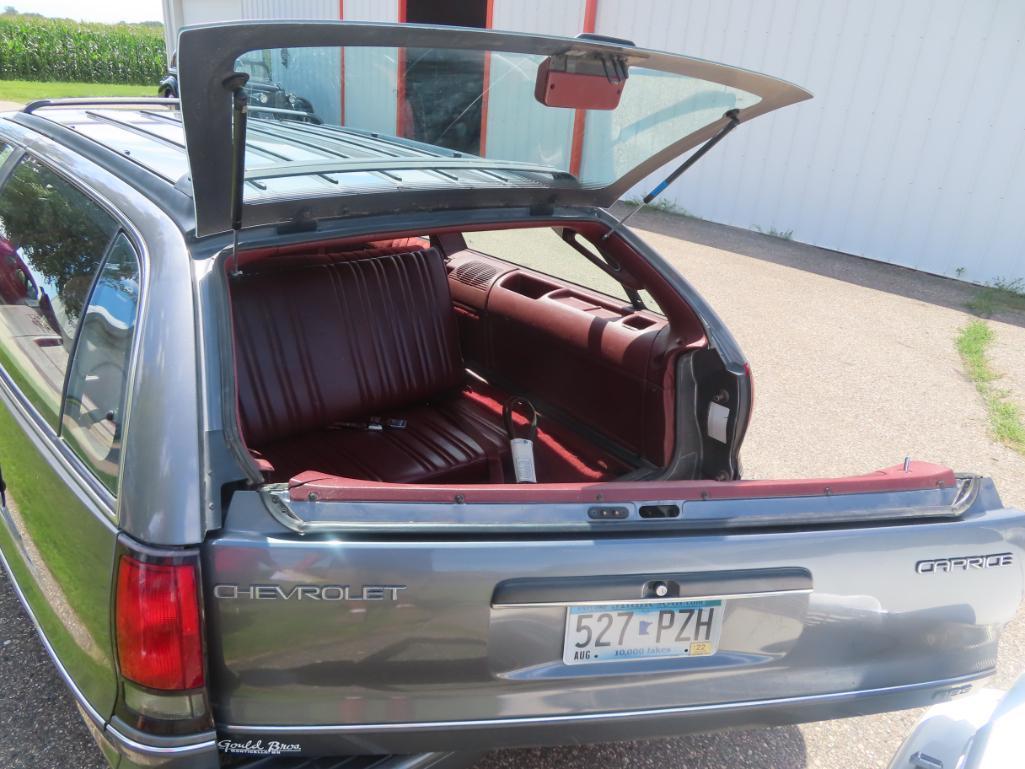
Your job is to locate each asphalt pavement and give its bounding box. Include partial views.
[2,210,1023,769]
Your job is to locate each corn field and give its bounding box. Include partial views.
[0,15,166,84]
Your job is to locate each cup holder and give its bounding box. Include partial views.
[621,314,657,330]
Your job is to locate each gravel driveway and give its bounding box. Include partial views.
[2,210,1023,769]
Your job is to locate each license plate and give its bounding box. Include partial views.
[563,599,725,665]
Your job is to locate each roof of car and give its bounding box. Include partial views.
[4,101,550,234]
[9,101,511,195]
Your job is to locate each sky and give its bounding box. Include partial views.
[7,0,164,24]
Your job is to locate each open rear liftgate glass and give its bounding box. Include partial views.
[175,22,811,237]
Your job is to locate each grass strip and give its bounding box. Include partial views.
[957,320,1025,454]
[0,79,155,104]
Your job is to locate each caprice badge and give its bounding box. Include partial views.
[915,552,1013,574]
[214,584,407,601]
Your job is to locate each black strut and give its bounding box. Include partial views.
[604,108,741,239]
[224,71,250,275]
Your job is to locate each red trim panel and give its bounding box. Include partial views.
[288,461,958,504]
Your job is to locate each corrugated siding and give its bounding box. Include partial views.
[173,0,1024,283]
[593,0,1025,284]
[239,0,341,122]
[343,0,398,23]
[483,0,585,170]
[492,0,585,36]
[241,0,335,20]
[237,0,401,135]
[180,0,241,26]
[339,1,399,134]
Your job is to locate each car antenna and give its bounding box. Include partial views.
[224,71,250,276]
[603,108,740,240]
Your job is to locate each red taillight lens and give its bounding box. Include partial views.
[115,556,204,691]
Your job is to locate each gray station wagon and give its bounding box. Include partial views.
[0,22,1022,769]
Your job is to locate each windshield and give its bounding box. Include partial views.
[234,45,761,201]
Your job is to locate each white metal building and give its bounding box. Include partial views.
[162,0,1025,285]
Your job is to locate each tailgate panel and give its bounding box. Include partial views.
[203,482,1024,747]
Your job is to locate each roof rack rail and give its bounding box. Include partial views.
[23,97,179,114]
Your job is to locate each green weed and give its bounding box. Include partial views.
[956,320,1025,455]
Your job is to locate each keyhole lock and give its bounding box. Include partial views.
[643,579,678,599]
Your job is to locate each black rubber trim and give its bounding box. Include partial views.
[491,567,812,606]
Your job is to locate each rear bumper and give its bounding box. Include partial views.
[225,753,481,769]
[216,670,991,755]
[91,720,219,769]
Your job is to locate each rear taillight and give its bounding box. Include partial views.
[115,555,204,691]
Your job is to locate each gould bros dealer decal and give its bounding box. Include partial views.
[218,738,302,756]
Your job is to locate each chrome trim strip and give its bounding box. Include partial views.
[103,725,217,756]
[0,538,107,727]
[491,587,813,609]
[222,670,991,734]
[267,480,971,536]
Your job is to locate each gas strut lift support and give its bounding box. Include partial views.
[225,71,250,276]
[604,108,741,240]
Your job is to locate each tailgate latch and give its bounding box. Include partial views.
[643,580,679,599]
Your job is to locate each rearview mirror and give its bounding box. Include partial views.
[534,54,628,110]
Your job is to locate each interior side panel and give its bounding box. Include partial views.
[447,250,676,465]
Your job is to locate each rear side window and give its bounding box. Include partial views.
[464,227,663,314]
[0,156,118,426]
[61,234,141,493]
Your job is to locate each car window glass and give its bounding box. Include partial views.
[0,156,118,426]
[61,234,141,493]
[0,143,13,168]
[463,228,663,314]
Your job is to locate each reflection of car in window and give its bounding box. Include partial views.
[61,234,140,491]
[403,48,487,155]
[0,237,37,303]
[159,51,321,124]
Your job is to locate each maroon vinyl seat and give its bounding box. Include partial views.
[231,247,510,484]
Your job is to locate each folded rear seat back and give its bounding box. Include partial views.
[231,247,463,449]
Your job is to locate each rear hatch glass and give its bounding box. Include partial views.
[176,23,810,235]
[238,46,759,199]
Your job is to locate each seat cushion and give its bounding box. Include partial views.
[256,391,509,484]
[255,382,629,485]
[232,248,463,447]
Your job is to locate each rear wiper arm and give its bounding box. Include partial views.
[604,108,741,240]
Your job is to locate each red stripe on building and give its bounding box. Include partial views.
[338,0,345,124]
[396,0,408,137]
[569,0,598,177]
[479,0,495,157]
